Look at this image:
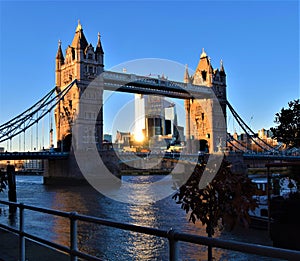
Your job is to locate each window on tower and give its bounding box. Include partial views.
[201,70,207,81]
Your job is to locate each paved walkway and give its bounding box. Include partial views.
[0,228,69,261]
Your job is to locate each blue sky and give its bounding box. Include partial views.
[0,0,299,149]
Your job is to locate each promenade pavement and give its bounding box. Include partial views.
[0,228,69,261]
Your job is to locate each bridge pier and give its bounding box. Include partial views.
[43,152,88,185]
[43,150,121,185]
[224,151,247,175]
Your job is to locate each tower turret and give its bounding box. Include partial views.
[193,48,213,86]
[55,40,64,86]
[71,21,88,50]
[54,21,105,152]
[95,32,104,67]
[219,59,226,84]
[184,48,227,153]
[184,64,190,83]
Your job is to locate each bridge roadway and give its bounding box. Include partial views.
[121,152,300,161]
[243,153,300,162]
[0,151,299,162]
[118,152,204,164]
[0,151,69,160]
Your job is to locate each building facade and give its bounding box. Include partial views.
[134,92,182,145]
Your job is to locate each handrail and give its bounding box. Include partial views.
[0,200,300,261]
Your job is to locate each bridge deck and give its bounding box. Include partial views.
[0,152,69,160]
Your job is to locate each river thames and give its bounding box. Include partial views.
[0,175,280,260]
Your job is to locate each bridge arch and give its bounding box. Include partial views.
[62,133,72,152]
[199,139,209,152]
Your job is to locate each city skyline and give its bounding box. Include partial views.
[0,1,299,150]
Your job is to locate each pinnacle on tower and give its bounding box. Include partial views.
[71,20,88,50]
[200,48,207,58]
[95,32,104,54]
[76,19,82,32]
[220,59,226,75]
[56,40,64,64]
[184,64,190,83]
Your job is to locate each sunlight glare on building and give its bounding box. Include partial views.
[134,94,146,142]
[134,131,145,143]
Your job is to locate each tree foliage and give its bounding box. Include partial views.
[173,159,258,236]
[271,99,300,148]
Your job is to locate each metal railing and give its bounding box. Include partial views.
[0,200,300,261]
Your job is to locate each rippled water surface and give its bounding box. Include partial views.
[0,175,278,260]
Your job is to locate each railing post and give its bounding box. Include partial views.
[70,212,78,261]
[267,165,271,234]
[19,203,25,261]
[168,229,179,261]
[7,165,17,213]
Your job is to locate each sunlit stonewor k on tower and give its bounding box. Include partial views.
[44,22,105,183]
[55,21,104,153]
[184,48,227,153]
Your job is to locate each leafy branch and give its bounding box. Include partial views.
[271,99,300,148]
[173,159,258,236]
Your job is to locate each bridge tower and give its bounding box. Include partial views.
[55,21,104,152]
[184,49,227,153]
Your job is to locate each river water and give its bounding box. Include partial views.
[0,175,280,260]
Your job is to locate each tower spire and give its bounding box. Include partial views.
[76,19,82,32]
[220,59,225,71]
[184,64,190,83]
[56,40,64,62]
[200,48,207,58]
[220,59,226,76]
[71,20,88,49]
[95,32,104,54]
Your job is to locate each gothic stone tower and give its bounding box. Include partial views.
[55,21,104,152]
[184,49,227,153]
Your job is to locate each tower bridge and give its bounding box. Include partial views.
[54,22,227,158]
[1,22,288,183]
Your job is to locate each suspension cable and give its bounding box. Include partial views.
[226,101,276,152]
[0,87,56,131]
[0,80,77,143]
[42,116,44,150]
[227,133,248,151]
[23,129,25,152]
[227,139,244,152]
[230,109,267,151]
[36,120,39,151]
[31,126,33,151]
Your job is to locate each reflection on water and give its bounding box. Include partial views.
[0,175,276,260]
